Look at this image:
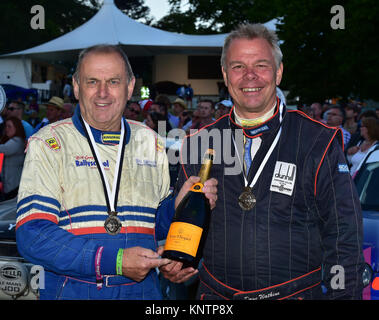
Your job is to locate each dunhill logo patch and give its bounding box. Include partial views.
[270,161,296,196]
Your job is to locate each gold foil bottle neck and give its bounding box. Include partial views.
[198,149,214,184]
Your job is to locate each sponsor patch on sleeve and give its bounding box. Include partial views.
[338,163,349,173]
[45,137,60,150]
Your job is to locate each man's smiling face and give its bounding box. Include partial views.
[73,51,135,131]
[222,37,283,119]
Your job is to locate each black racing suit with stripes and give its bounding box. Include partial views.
[175,102,364,300]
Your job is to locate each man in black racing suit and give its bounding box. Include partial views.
[160,23,364,300]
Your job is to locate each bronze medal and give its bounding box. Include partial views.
[104,212,122,235]
[238,187,256,211]
[81,117,127,237]
[231,102,284,213]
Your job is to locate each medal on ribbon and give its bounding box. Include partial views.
[104,212,122,235]
[81,116,126,235]
[238,187,257,211]
[231,101,284,211]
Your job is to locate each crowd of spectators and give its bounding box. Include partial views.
[0,89,378,201]
[124,95,234,136]
[306,101,379,176]
[127,95,379,179]
[0,95,74,201]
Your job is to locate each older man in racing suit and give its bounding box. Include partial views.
[16,45,217,300]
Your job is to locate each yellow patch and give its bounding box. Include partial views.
[156,139,165,153]
[102,134,121,143]
[46,137,60,150]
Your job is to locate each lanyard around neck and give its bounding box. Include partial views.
[232,102,284,189]
[81,117,126,213]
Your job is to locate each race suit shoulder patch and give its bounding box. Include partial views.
[45,137,60,150]
[338,163,349,173]
[156,138,165,153]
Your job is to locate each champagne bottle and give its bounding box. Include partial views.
[162,149,214,269]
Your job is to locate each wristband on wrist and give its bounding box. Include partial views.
[116,248,124,276]
[95,246,104,290]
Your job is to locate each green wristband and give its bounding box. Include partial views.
[116,248,124,276]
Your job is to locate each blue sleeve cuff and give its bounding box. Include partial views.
[100,246,120,275]
[155,195,176,241]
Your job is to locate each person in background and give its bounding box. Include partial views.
[322,103,333,122]
[343,104,359,136]
[28,96,39,114]
[152,101,173,134]
[0,102,9,136]
[63,78,73,102]
[27,110,41,128]
[148,102,161,114]
[186,109,201,133]
[190,99,215,130]
[61,103,74,120]
[177,110,193,133]
[215,99,233,119]
[155,94,177,129]
[139,99,153,118]
[145,111,167,136]
[155,95,171,110]
[345,110,378,152]
[347,117,379,176]
[123,101,141,121]
[310,102,325,123]
[170,98,187,128]
[33,96,65,133]
[326,104,351,146]
[0,117,26,201]
[6,100,34,139]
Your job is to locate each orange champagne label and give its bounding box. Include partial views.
[190,182,204,193]
[164,222,203,257]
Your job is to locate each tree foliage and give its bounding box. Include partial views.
[153,11,200,34]
[0,0,151,55]
[0,0,97,54]
[154,0,279,34]
[277,0,379,102]
[1,0,377,102]
[157,0,379,102]
[114,0,152,24]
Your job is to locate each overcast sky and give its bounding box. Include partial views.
[144,0,171,21]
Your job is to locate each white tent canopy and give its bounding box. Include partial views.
[4,0,227,59]
[2,0,277,60]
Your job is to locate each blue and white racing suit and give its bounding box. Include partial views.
[16,106,175,300]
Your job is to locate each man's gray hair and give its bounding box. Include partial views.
[73,44,135,83]
[221,23,283,70]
